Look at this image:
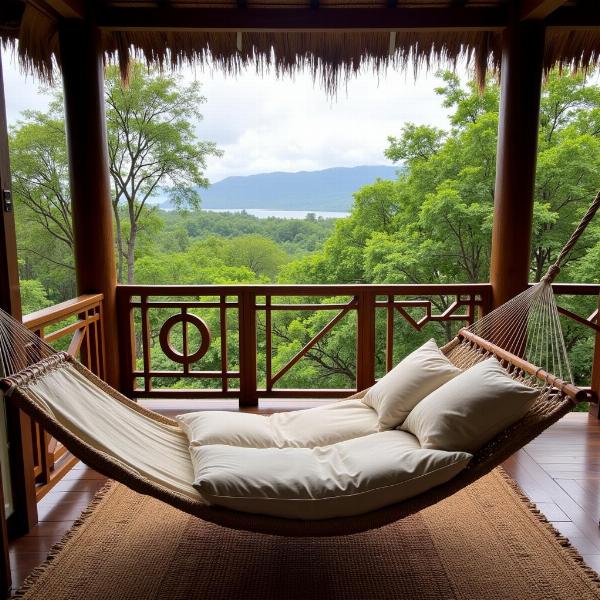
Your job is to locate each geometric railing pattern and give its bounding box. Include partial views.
[117,284,493,405]
[23,293,105,500]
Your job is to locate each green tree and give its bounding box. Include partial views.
[105,63,222,283]
[10,107,76,302]
[19,279,52,315]
[10,62,222,289]
[223,235,288,280]
[10,109,72,251]
[279,69,600,387]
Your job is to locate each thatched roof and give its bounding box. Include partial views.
[2,1,600,92]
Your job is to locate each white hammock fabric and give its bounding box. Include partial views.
[22,362,199,499]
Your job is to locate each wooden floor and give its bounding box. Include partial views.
[6,407,600,595]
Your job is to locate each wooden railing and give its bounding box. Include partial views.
[550,283,600,404]
[23,294,105,500]
[116,282,600,407]
[117,284,493,405]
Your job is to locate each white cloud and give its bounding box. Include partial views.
[2,49,457,182]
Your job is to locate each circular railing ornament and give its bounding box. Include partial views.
[159,313,211,365]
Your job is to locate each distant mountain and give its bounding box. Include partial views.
[192,165,400,212]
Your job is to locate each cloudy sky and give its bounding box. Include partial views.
[2,48,457,183]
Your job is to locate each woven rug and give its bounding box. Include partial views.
[17,469,600,600]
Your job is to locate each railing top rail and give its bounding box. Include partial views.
[545,283,600,295]
[23,293,104,330]
[117,282,600,298]
[117,283,493,296]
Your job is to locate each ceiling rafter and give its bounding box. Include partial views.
[34,0,86,19]
[95,6,509,32]
[520,0,567,21]
[546,4,600,28]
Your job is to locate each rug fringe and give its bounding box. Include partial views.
[11,470,600,597]
[13,480,116,598]
[496,467,600,590]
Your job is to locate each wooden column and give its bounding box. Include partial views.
[0,53,38,593]
[0,54,38,552]
[490,18,545,307]
[591,295,600,417]
[59,21,120,388]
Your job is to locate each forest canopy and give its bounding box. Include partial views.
[9,67,600,395]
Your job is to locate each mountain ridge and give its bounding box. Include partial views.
[191,165,399,212]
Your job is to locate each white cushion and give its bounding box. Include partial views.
[401,358,539,453]
[176,399,379,449]
[362,338,461,430]
[190,431,472,519]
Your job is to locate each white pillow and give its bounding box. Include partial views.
[362,338,461,430]
[401,358,539,453]
[176,400,379,449]
[190,430,471,520]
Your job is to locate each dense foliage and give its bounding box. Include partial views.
[9,68,600,397]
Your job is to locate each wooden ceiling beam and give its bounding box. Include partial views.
[520,0,566,21]
[95,6,508,32]
[37,0,86,19]
[0,2,24,29]
[546,5,600,29]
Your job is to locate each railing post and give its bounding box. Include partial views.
[239,290,258,407]
[591,294,600,418]
[116,287,136,399]
[356,289,376,391]
[479,285,494,318]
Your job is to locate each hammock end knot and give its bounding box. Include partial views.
[541,264,561,285]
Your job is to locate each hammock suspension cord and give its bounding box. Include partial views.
[464,189,600,388]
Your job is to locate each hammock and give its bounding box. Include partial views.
[0,194,598,537]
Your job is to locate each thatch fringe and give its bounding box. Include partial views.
[5,3,600,93]
[101,30,503,94]
[15,3,57,83]
[545,30,600,78]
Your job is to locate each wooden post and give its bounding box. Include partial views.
[0,50,37,597]
[239,290,258,407]
[116,288,136,398]
[0,54,38,552]
[591,295,600,417]
[490,17,545,308]
[59,21,120,389]
[356,290,376,391]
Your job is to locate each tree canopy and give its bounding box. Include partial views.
[10,62,222,286]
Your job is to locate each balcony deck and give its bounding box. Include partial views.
[7,406,600,594]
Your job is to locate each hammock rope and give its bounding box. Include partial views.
[0,310,56,378]
[464,189,600,389]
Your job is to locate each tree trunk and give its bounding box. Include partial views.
[113,204,124,283]
[126,223,137,284]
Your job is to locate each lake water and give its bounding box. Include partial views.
[203,208,349,220]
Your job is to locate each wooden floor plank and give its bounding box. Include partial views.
[555,479,600,520]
